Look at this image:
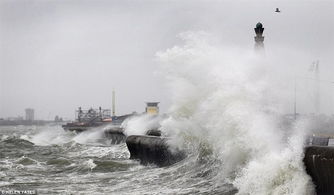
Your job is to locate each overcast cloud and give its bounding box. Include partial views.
[0,0,333,120]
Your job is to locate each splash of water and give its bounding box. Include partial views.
[122,114,163,136]
[154,32,314,194]
[83,159,97,171]
[72,127,105,145]
[28,126,72,146]
[26,125,108,146]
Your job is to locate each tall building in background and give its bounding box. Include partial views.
[25,108,34,121]
[254,22,265,52]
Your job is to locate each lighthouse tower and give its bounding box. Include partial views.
[254,22,265,52]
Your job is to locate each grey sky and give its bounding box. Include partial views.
[0,0,333,120]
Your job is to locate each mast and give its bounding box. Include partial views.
[294,76,297,120]
[112,89,116,117]
[314,60,320,114]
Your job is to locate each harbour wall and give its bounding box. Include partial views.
[304,146,334,194]
[104,127,126,144]
[105,127,334,194]
[126,135,185,166]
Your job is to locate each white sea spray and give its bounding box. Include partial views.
[154,32,314,195]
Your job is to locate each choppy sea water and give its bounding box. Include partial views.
[0,125,236,195]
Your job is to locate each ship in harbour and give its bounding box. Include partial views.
[62,107,134,132]
[62,107,112,132]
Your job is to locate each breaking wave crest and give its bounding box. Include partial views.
[20,125,109,146]
[155,32,315,194]
[1,136,34,149]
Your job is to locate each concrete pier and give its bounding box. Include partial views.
[145,129,162,136]
[304,146,334,194]
[126,135,185,166]
[104,127,126,144]
[106,125,334,193]
[125,133,334,194]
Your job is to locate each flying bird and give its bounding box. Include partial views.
[275,8,281,13]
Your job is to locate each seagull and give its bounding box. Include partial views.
[275,8,281,13]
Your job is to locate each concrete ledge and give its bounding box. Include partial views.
[304,146,334,194]
[126,135,185,166]
[104,127,126,144]
[145,129,162,136]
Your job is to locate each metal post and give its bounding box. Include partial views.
[294,76,297,120]
[314,61,320,114]
[112,89,116,117]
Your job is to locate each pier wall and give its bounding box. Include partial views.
[109,128,334,194]
[126,135,185,166]
[304,146,334,194]
[104,127,126,144]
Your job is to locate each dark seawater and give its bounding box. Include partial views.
[0,125,235,195]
